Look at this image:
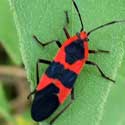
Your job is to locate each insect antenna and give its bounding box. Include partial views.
[87,20,125,36]
[72,0,84,32]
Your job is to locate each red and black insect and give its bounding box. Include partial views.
[28,0,125,124]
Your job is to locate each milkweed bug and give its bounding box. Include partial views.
[28,0,125,124]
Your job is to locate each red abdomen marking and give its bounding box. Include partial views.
[37,74,71,104]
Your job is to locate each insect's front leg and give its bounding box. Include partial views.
[33,35,62,48]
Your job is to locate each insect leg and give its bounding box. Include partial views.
[63,11,70,39]
[89,49,110,54]
[27,89,37,100]
[63,27,70,39]
[65,11,70,25]
[71,87,75,99]
[50,88,75,125]
[86,60,115,83]
[27,59,51,99]
[33,35,62,48]
[36,59,51,84]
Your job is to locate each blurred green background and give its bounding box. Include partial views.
[0,0,125,125]
[0,0,36,124]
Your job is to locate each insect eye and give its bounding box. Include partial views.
[83,38,89,41]
[86,38,89,41]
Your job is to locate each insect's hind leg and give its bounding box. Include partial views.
[63,11,70,39]
[49,88,75,125]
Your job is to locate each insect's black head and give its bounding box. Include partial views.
[76,32,89,42]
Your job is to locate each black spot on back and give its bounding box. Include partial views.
[46,61,64,79]
[65,39,84,64]
[46,62,77,88]
[58,69,77,88]
[31,84,59,121]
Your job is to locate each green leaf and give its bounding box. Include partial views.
[0,0,22,65]
[0,83,13,122]
[8,0,125,125]
[100,39,125,125]
[15,110,36,125]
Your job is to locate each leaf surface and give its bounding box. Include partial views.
[8,0,125,125]
[0,0,22,64]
